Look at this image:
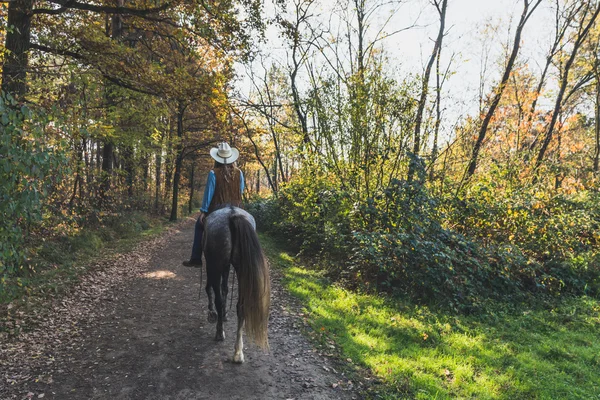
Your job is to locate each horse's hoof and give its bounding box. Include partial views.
[233,352,245,363]
[215,332,225,341]
[207,311,217,324]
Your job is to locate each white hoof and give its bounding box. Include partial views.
[233,352,245,363]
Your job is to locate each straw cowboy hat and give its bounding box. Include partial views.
[210,142,239,164]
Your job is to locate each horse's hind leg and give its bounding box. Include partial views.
[233,296,245,363]
[221,265,230,322]
[213,277,225,341]
[206,267,217,324]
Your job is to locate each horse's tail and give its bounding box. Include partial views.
[229,214,270,350]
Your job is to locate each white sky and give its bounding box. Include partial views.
[235,0,558,142]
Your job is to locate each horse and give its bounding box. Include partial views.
[202,206,270,363]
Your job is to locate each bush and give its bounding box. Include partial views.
[245,194,282,233]
[251,167,600,311]
[351,178,505,310]
[445,186,600,296]
[251,169,354,259]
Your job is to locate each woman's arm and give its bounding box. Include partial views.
[200,170,216,212]
[240,170,245,194]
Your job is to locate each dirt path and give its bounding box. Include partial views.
[1,216,358,400]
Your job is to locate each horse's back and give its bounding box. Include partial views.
[203,207,256,262]
[206,206,255,231]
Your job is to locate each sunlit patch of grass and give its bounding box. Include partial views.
[261,233,600,399]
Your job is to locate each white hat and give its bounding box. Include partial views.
[210,142,239,164]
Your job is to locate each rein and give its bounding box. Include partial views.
[198,263,204,299]
[230,271,235,311]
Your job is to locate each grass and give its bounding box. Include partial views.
[0,211,172,306]
[260,233,600,399]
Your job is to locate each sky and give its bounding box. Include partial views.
[235,0,557,142]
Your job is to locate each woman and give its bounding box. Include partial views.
[182,142,245,267]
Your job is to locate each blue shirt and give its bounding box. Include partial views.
[200,170,245,212]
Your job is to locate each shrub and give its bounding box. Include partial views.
[445,186,600,296]
[251,167,600,311]
[256,169,354,259]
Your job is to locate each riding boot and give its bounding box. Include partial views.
[183,216,204,267]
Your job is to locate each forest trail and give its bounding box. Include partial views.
[1,216,357,400]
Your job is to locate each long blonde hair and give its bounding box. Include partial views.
[214,161,237,183]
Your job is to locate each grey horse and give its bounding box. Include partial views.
[202,206,270,362]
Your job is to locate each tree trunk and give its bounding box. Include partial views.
[554,120,563,190]
[264,87,287,185]
[164,117,174,206]
[99,6,125,203]
[290,39,310,148]
[283,0,315,151]
[142,151,150,193]
[188,160,195,214]
[68,173,80,210]
[429,43,443,182]
[123,144,135,198]
[83,137,91,200]
[100,142,114,201]
[69,137,84,210]
[349,0,368,191]
[256,169,260,193]
[96,140,102,172]
[595,74,600,174]
[154,151,162,212]
[409,0,447,182]
[1,0,33,101]
[272,156,278,191]
[170,105,185,221]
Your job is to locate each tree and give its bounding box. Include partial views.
[408,0,447,182]
[463,0,542,182]
[276,0,319,152]
[534,0,600,174]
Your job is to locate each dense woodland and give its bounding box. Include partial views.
[2,0,600,310]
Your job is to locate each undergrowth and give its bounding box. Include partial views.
[0,211,170,305]
[248,168,600,311]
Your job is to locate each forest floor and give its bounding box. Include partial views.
[0,216,359,400]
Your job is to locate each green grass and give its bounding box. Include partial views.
[261,234,600,399]
[0,211,171,305]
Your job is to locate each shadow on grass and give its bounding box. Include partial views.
[261,233,600,400]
